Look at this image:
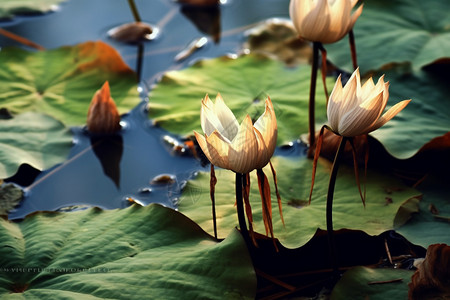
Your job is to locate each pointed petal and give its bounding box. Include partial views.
[253,128,270,169]
[338,68,360,122]
[205,130,232,170]
[228,115,258,174]
[253,97,278,160]
[349,3,363,29]
[194,131,214,164]
[369,99,411,132]
[327,74,343,132]
[201,94,224,136]
[213,93,239,141]
[338,90,385,137]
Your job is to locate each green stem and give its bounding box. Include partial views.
[235,173,250,243]
[307,42,320,158]
[326,136,348,277]
[127,0,142,22]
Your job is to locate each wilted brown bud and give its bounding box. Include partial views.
[108,22,153,44]
[86,81,121,134]
[408,243,450,300]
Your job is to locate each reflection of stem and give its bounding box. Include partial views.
[307,42,320,158]
[24,142,97,192]
[235,172,250,243]
[349,29,358,70]
[326,135,348,277]
[127,0,142,22]
[136,43,144,83]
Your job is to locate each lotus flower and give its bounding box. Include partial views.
[289,0,363,44]
[327,68,411,137]
[194,93,277,174]
[87,81,121,134]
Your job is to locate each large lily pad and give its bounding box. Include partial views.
[397,174,450,248]
[178,156,421,248]
[331,266,413,300]
[0,0,66,20]
[370,69,450,159]
[148,54,332,145]
[0,112,72,178]
[0,41,139,126]
[326,0,450,73]
[0,204,256,299]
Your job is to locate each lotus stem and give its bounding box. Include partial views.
[210,164,218,240]
[307,42,320,158]
[127,0,142,22]
[348,29,358,70]
[235,172,250,244]
[326,135,348,277]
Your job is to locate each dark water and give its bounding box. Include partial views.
[1,0,307,219]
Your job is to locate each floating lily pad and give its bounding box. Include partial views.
[178,156,421,248]
[370,69,450,159]
[0,0,66,20]
[330,266,413,300]
[396,174,450,248]
[0,204,256,299]
[0,112,72,178]
[148,54,332,145]
[0,41,139,126]
[326,0,450,73]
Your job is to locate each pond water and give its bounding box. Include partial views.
[2,0,305,219]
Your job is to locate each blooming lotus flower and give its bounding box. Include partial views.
[194,93,277,174]
[87,81,121,134]
[289,0,363,44]
[327,68,411,137]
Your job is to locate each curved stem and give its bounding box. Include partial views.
[326,136,348,277]
[127,0,142,22]
[235,172,250,243]
[307,42,320,158]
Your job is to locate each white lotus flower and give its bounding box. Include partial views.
[327,68,411,137]
[194,93,277,174]
[289,0,363,44]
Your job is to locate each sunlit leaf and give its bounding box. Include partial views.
[0,204,256,299]
[370,69,450,159]
[148,54,332,145]
[326,0,450,73]
[330,266,413,300]
[0,41,139,126]
[0,112,72,178]
[0,0,66,20]
[178,156,421,248]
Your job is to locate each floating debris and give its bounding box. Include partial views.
[56,205,93,213]
[126,197,146,206]
[150,174,176,185]
[174,37,208,62]
[108,22,159,44]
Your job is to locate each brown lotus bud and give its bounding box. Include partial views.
[86,81,121,134]
[408,243,450,300]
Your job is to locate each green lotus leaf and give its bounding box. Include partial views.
[370,69,450,159]
[0,41,139,126]
[178,155,421,248]
[330,266,413,300]
[326,0,450,73]
[397,174,450,248]
[0,0,66,20]
[148,54,332,145]
[0,112,72,178]
[0,204,256,299]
